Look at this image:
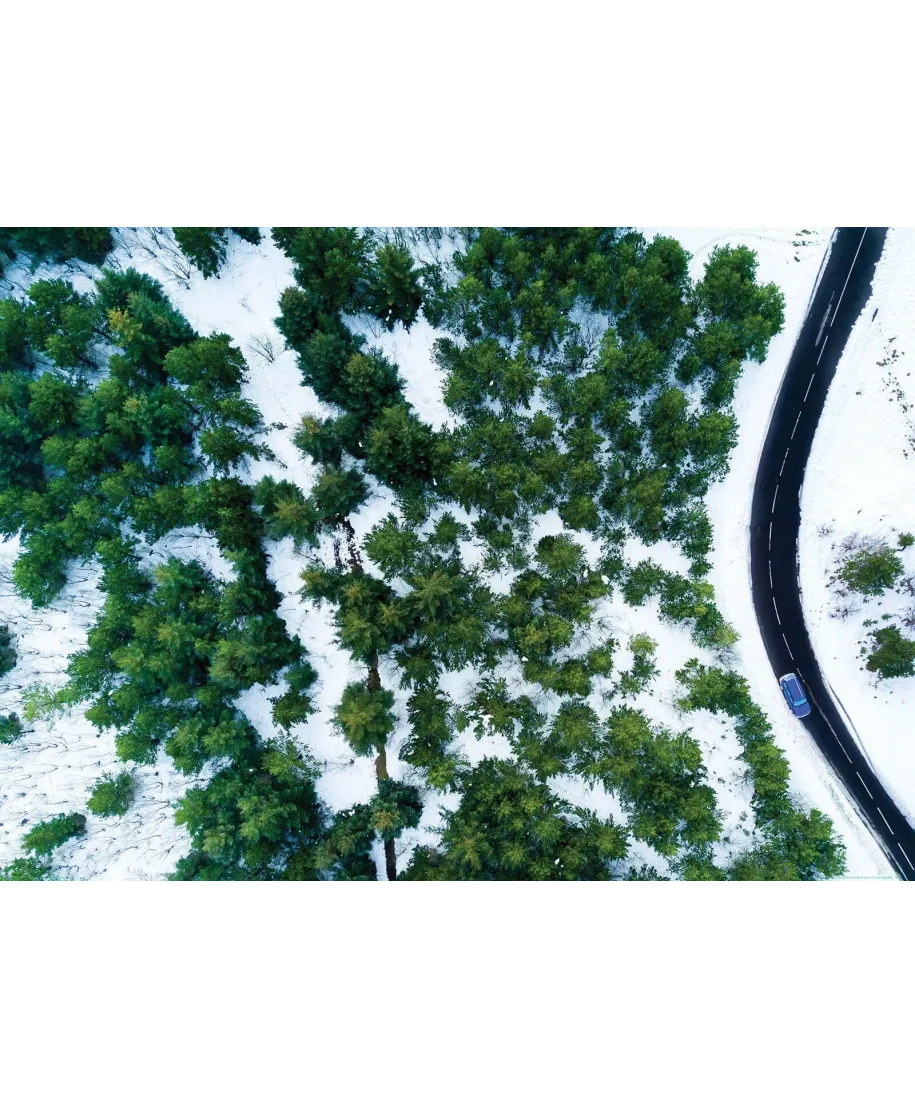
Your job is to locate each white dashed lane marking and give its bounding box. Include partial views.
[815,298,833,346]
[821,715,853,762]
[830,227,869,326]
[877,807,894,835]
[856,771,874,800]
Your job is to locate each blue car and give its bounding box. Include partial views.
[779,672,811,718]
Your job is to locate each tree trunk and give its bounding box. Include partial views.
[374,734,397,882]
[342,527,397,882]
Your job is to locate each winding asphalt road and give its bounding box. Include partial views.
[750,226,915,880]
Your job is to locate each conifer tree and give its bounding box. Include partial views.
[406,758,628,880]
[24,279,100,370]
[364,403,437,490]
[22,812,87,856]
[368,241,424,329]
[0,227,112,268]
[230,228,262,245]
[273,227,373,313]
[334,683,396,758]
[0,625,16,678]
[0,713,23,744]
[0,857,52,881]
[87,771,135,817]
[0,297,29,368]
[173,227,228,278]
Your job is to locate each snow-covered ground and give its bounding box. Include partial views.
[0,227,895,878]
[800,227,915,827]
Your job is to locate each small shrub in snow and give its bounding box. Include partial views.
[0,712,23,744]
[21,684,68,723]
[838,543,904,597]
[0,624,16,678]
[866,625,915,680]
[87,771,135,818]
[247,333,275,364]
[830,598,860,621]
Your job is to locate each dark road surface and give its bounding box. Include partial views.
[750,227,915,880]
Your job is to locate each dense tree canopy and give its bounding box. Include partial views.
[405,758,628,880]
[0,226,844,882]
[0,227,112,276]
